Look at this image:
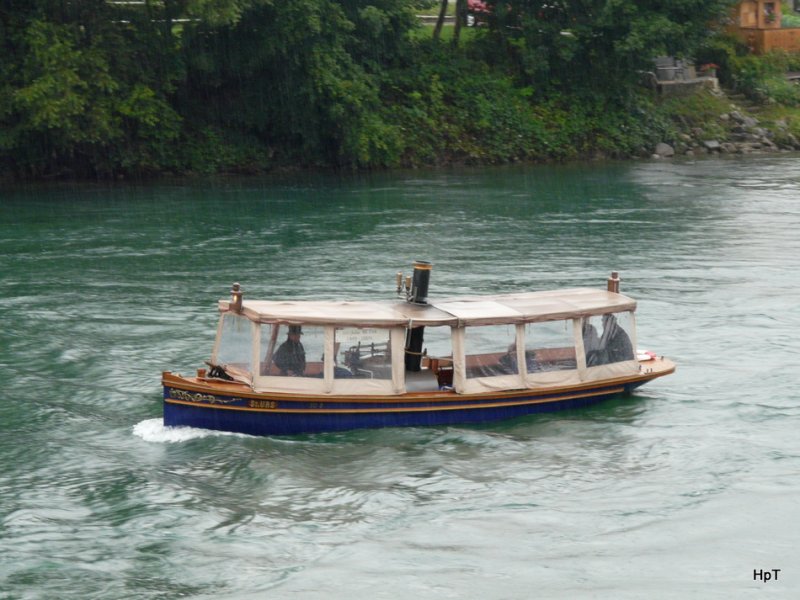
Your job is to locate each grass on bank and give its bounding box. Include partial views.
[754,104,800,137]
[416,0,456,17]
[411,25,480,42]
[656,90,733,141]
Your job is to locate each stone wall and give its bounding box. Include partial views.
[652,110,800,158]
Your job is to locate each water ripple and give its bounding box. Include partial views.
[2,157,800,598]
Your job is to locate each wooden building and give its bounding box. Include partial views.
[731,1,800,54]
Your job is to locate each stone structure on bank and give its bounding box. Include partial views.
[649,56,720,97]
[653,108,800,159]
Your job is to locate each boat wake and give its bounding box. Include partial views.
[132,418,245,442]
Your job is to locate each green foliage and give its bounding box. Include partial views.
[693,33,746,86]
[1,0,796,179]
[758,105,800,140]
[378,41,675,165]
[378,45,555,165]
[783,14,800,27]
[180,126,272,174]
[782,0,800,27]
[655,89,731,141]
[759,77,800,107]
[180,0,263,26]
[696,32,800,108]
[530,93,675,159]
[0,0,186,177]
[413,0,440,11]
[729,51,800,105]
[177,0,417,169]
[4,18,121,175]
[479,0,738,96]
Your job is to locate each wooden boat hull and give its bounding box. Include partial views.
[161,358,675,436]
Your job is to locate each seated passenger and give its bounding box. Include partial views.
[583,320,605,367]
[498,342,518,373]
[600,314,634,363]
[273,325,306,376]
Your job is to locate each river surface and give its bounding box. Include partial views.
[1,156,799,599]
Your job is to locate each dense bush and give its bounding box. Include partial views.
[378,45,553,165]
[378,43,676,165]
[728,51,800,106]
[2,0,794,180]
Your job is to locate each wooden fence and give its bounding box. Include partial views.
[732,27,800,54]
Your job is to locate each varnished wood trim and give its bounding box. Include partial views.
[165,386,625,414]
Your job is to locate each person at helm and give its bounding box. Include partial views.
[274,325,306,376]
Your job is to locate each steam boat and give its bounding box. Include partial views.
[162,263,675,436]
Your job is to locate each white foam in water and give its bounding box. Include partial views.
[132,418,247,442]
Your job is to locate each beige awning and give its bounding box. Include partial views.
[220,287,636,328]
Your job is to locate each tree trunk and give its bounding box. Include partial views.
[432,0,448,41]
[452,0,465,46]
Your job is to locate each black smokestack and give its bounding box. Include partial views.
[405,261,432,372]
[409,260,432,304]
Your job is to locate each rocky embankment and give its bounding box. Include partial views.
[653,109,800,159]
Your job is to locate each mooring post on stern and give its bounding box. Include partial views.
[607,271,620,293]
[230,282,243,312]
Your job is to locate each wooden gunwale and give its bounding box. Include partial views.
[164,386,627,414]
[162,357,675,406]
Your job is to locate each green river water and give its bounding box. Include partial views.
[1,156,799,598]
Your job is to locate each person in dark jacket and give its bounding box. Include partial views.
[583,319,605,366]
[274,325,306,376]
[600,314,634,363]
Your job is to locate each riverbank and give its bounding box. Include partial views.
[650,88,800,159]
[5,3,800,182]
[1,74,798,183]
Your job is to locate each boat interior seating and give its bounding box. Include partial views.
[405,368,442,392]
[260,361,325,377]
[527,347,577,372]
[462,347,578,378]
[424,356,454,389]
[343,342,391,379]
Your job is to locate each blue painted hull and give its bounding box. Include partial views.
[164,394,619,436]
[162,381,638,436]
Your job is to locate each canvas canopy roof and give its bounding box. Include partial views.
[219,288,636,328]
